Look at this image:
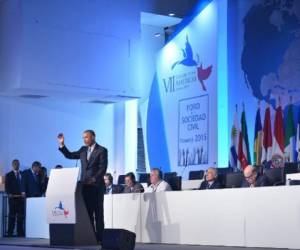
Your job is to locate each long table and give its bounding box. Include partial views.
[26,186,300,249]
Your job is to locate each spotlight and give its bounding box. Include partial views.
[168,13,175,17]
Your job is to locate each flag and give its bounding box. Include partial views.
[253,108,263,165]
[229,109,239,170]
[297,108,300,161]
[262,106,273,162]
[284,104,296,162]
[238,110,251,169]
[272,105,284,157]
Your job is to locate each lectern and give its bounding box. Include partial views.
[46,168,97,246]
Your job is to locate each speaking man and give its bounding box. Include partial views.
[58,130,107,243]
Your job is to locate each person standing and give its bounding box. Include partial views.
[21,161,43,198]
[58,130,107,242]
[5,159,25,237]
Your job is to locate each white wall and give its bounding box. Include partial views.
[0,97,115,175]
[0,0,142,98]
[0,0,22,91]
[0,1,166,178]
[137,24,165,172]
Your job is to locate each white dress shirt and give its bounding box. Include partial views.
[145,180,172,193]
[87,143,96,161]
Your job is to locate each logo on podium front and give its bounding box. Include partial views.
[52,201,69,218]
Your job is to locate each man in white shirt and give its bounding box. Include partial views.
[145,168,172,193]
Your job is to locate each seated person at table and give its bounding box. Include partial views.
[123,172,144,193]
[241,165,269,188]
[104,173,119,194]
[199,167,222,190]
[145,168,172,193]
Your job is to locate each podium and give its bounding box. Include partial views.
[46,168,97,246]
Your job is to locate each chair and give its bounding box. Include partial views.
[217,167,234,175]
[216,173,226,188]
[168,176,182,191]
[188,170,204,180]
[116,184,125,193]
[264,168,284,186]
[284,163,299,174]
[139,173,150,185]
[289,180,300,186]
[163,172,177,183]
[253,165,264,175]
[117,175,126,185]
[225,173,243,188]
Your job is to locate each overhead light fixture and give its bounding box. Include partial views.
[168,13,175,17]
[154,33,161,37]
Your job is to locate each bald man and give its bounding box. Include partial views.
[199,167,222,190]
[241,165,269,188]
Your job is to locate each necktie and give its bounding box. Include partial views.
[33,173,38,183]
[16,172,20,181]
[16,172,21,186]
[87,147,92,161]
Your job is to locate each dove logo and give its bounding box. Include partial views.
[167,35,212,92]
[52,201,70,218]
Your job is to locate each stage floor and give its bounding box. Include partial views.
[0,238,292,250]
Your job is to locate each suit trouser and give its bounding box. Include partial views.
[8,197,25,236]
[82,184,104,241]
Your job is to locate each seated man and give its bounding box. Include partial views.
[104,173,119,194]
[241,165,269,188]
[145,168,172,193]
[123,172,144,193]
[199,167,222,190]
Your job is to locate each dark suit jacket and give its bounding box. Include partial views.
[5,171,23,195]
[59,143,108,187]
[199,180,222,190]
[41,176,49,195]
[21,169,43,197]
[241,174,269,188]
[105,184,120,194]
[123,182,144,193]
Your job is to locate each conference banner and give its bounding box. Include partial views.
[147,1,218,176]
[178,95,209,166]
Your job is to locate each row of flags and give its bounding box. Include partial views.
[230,103,300,171]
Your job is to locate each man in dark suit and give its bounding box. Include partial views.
[58,130,107,242]
[241,165,269,188]
[199,167,222,190]
[123,172,144,193]
[21,161,43,198]
[104,173,119,194]
[40,166,49,195]
[5,159,25,237]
